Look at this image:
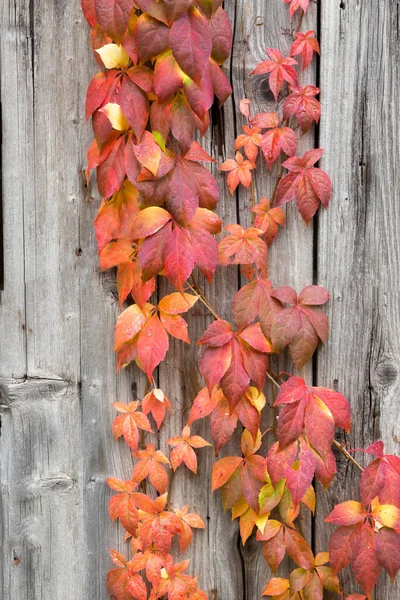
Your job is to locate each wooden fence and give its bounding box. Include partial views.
[1,0,399,598]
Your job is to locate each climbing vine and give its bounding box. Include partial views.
[81,0,400,598]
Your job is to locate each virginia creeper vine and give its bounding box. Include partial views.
[81,0,400,599]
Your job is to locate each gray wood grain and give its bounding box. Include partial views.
[1,0,399,599]
[317,0,400,597]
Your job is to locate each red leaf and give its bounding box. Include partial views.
[374,527,400,582]
[251,48,298,101]
[352,525,381,597]
[261,126,297,170]
[97,137,126,198]
[163,226,195,292]
[94,0,131,43]
[170,8,212,85]
[166,162,199,225]
[220,339,251,412]
[199,344,232,394]
[136,14,170,63]
[210,7,232,64]
[210,395,238,454]
[120,77,149,142]
[276,149,332,224]
[283,85,321,133]
[290,30,320,70]
[137,314,169,380]
[329,525,354,574]
[198,320,234,347]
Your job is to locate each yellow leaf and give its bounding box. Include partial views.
[101,103,129,131]
[256,513,270,534]
[246,386,266,412]
[96,44,130,69]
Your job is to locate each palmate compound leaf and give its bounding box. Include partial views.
[283,85,321,134]
[327,498,400,597]
[234,125,262,164]
[166,425,211,473]
[274,376,351,454]
[271,285,330,369]
[112,401,153,452]
[220,152,254,194]
[114,294,198,377]
[107,564,147,600]
[275,149,332,225]
[218,224,268,269]
[261,125,297,170]
[251,198,286,246]
[251,48,298,101]
[132,444,170,494]
[290,30,320,71]
[359,441,400,507]
[198,320,271,411]
[232,274,283,337]
[284,0,310,19]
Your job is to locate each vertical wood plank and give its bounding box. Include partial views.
[317,1,400,597]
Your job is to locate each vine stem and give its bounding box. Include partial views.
[166,469,175,510]
[188,275,220,320]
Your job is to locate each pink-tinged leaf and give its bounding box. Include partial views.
[275,376,307,405]
[276,398,306,448]
[312,387,351,432]
[134,0,169,25]
[267,441,298,487]
[303,394,335,459]
[198,320,234,347]
[251,49,298,101]
[220,339,251,412]
[82,0,96,27]
[210,7,232,64]
[137,315,169,380]
[374,527,400,582]
[94,0,131,43]
[97,137,125,198]
[329,525,354,574]
[154,52,184,103]
[261,127,297,170]
[326,501,367,526]
[171,94,195,154]
[170,9,212,85]
[166,162,199,225]
[360,459,387,506]
[352,525,381,597]
[210,58,232,104]
[284,445,315,506]
[199,343,232,394]
[284,0,310,19]
[366,441,385,457]
[290,30,320,70]
[261,527,286,573]
[137,14,170,63]
[163,226,195,292]
[285,527,315,570]
[164,0,194,24]
[120,77,149,142]
[210,395,238,455]
[283,85,321,133]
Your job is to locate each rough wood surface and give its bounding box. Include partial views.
[0,0,399,599]
[316,0,400,597]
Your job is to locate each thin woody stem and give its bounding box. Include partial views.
[188,275,220,320]
[166,468,175,510]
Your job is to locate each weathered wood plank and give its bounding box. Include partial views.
[317,1,400,597]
